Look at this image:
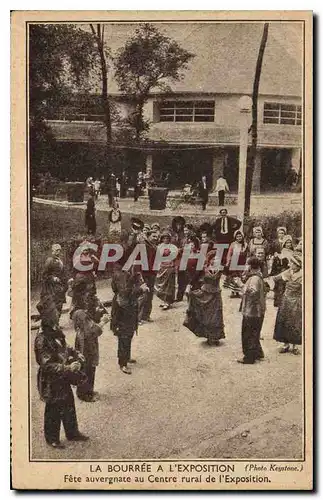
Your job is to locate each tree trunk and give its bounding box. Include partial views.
[90,24,112,170]
[244,23,269,217]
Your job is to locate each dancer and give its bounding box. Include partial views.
[273,252,302,355]
[110,261,148,374]
[155,231,176,310]
[237,256,266,364]
[184,266,225,346]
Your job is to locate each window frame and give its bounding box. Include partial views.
[158,100,215,123]
[263,102,302,126]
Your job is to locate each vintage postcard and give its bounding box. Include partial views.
[11,10,313,490]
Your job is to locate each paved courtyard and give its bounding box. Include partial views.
[30,279,303,461]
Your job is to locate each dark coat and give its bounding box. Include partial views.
[34,327,83,403]
[85,198,96,234]
[213,216,241,243]
[240,270,266,318]
[73,310,103,366]
[110,269,143,336]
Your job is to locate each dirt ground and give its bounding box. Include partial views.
[30,281,303,460]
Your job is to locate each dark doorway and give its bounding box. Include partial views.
[153,149,213,189]
[223,147,239,192]
[260,149,293,192]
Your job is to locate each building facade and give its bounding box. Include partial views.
[42,22,303,193]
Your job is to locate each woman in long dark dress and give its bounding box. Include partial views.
[155,231,176,310]
[184,267,225,346]
[273,253,302,355]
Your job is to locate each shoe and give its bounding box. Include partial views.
[145,318,154,322]
[138,321,143,326]
[207,339,220,346]
[67,433,89,442]
[279,345,290,354]
[47,441,65,449]
[77,395,97,403]
[291,348,301,355]
[120,366,132,374]
[128,359,137,364]
[162,304,171,310]
[237,358,255,365]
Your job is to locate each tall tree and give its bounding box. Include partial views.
[89,24,112,149]
[29,24,98,174]
[244,23,269,216]
[114,23,194,141]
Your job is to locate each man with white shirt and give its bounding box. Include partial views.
[214,175,230,206]
[213,208,241,244]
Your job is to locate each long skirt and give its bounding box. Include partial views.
[155,266,176,304]
[184,288,225,343]
[274,281,302,345]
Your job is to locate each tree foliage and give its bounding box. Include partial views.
[114,23,194,140]
[29,24,98,173]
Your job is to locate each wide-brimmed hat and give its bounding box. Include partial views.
[131,217,144,231]
[199,222,212,234]
[290,252,302,268]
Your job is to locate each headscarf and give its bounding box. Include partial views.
[234,229,244,241]
[277,226,287,242]
[252,226,263,238]
[277,226,287,236]
[282,235,293,249]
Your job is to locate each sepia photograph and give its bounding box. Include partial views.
[11,10,312,490]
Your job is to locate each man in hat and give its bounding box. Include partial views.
[34,313,89,448]
[41,243,68,321]
[238,256,266,364]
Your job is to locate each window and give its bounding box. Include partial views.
[45,95,105,122]
[158,100,215,122]
[263,102,302,125]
